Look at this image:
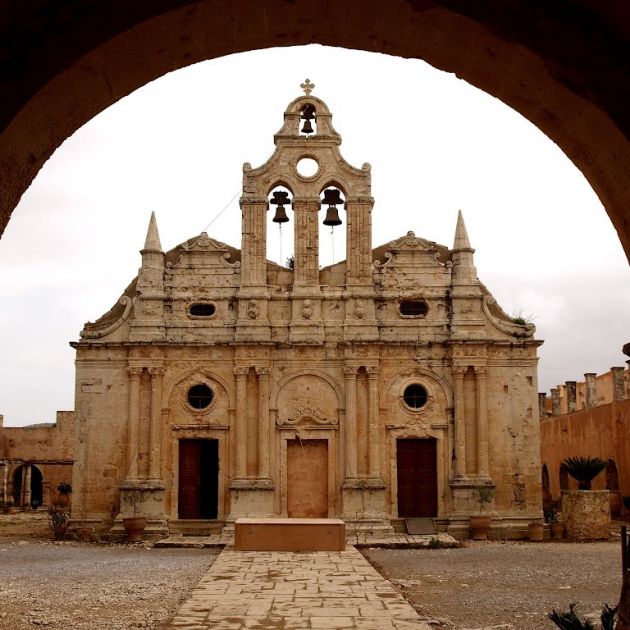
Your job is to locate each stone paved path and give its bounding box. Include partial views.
[160,546,432,629]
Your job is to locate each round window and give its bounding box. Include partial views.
[296,157,319,177]
[403,384,428,409]
[188,384,214,409]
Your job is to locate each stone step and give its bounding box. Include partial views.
[168,519,224,536]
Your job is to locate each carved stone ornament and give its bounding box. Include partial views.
[247,300,259,320]
[355,300,366,320]
[277,405,338,427]
[302,299,313,320]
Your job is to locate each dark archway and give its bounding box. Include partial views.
[11,464,44,508]
[559,464,569,492]
[0,1,629,260]
[541,464,552,512]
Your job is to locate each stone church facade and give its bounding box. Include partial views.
[70,85,543,538]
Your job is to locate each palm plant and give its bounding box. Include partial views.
[560,456,607,490]
[548,602,617,630]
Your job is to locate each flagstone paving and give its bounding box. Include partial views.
[160,546,432,629]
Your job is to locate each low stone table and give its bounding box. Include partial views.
[234,517,346,551]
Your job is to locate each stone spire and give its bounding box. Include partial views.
[451,210,477,285]
[453,209,472,251]
[143,211,162,253]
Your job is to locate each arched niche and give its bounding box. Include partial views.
[0,2,629,262]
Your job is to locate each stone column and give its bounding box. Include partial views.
[345,197,374,284]
[474,367,489,478]
[611,367,626,401]
[234,367,249,479]
[584,373,597,408]
[2,463,7,503]
[24,464,31,507]
[256,367,271,480]
[551,388,561,416]
[293,197,320,287]
[148,367,164,480]
[453,368,467,478]
[566,381,577,413]
[344,367,358,479]
[538,393,547,419]
[126,367,143,479]
[366,366,380,478]
[239,198,267,287]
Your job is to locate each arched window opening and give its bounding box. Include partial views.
[267,186,294,268]
[606,459,619,491]
[300,104,316,136]
[319,187,346,268]
[559,464,569,491]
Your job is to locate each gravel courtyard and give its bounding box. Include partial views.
[0,513,622,630]
[363,540,621,629]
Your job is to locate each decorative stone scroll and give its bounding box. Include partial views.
[277,405,338,427]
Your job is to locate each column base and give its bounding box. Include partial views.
[229,478,275,518]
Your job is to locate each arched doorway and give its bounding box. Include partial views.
[11,464,44,508]
[607,459,621,517]
[0,2,629,260]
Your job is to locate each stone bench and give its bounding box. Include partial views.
[234,517,346,551]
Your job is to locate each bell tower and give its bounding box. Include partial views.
[237,80,378,343]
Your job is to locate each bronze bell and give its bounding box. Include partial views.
[323,206,342,226]
[322,188,343,226]
[271,190,290,223]
[301,104,315,134]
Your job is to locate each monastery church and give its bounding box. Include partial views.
[70,83,543,538]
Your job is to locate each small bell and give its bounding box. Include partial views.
[301,104,316,134]
[271,190,290,224]
[322,188,343,226]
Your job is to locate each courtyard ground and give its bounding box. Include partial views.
[0,512,623,630]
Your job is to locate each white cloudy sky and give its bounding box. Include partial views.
[1,45,628,426]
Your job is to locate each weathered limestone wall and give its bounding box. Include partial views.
[0,411,75,506]
[540,398,630,499]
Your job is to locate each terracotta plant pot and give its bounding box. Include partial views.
[550,522,565,540]
[58,493,70,509]
[527,522,544,542]
[122,516,147,542]
[469,515,491,540]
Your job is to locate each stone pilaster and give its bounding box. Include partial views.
[366,366,381,478]
[453,367,467,478]
[566,381,577,413]
[474,367,489,478]
[126,367,143,480]
[584,373,597,408]
[551,388,561,416]
[239,198,268,287]
[233,367,249,480]
[611,367,626,401]
[255,367,271,480]
[538,393,547,419]
[345,197,374,285]
[292,197,320,287]
[148,367,164,480]
[343,367,358,480]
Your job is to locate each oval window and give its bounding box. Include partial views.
[189,303,216,317]
[403,384,428,409]
[399,300,428,317]
[188,384,214,409]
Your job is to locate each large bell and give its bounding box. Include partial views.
[271,190,290,223]
[323,206,342,226]
[322,188,343,226]
[301,104,316,134]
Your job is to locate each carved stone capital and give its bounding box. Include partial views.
[149,367,165,377]
[473,366,488,377]
[233,367,250,377]
[127,367,143,377]
[366,366,380,377]
[452,366,468,376]
[255,367,270,377]
[343,366,358,377]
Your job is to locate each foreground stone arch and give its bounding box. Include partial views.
[1,1,629,259]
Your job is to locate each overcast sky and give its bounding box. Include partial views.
[1,45,628,426]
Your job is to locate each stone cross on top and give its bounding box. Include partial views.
[300,79,315,95]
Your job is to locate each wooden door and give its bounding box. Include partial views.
[287,439,328,518]
[397,438,437,517]
[178,439,218,519]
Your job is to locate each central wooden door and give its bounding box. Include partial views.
[178,439,219,519]
[397,438,437,517]
[287,439,328,518]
